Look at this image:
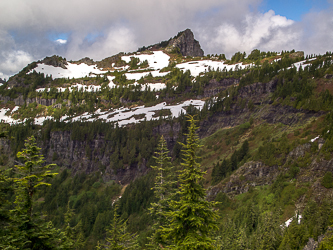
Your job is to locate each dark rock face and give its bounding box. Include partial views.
[208,161,279,199]
[0,95,58,106]
[166,29,204,57]
[41,131,149,184]
[199,78,325,138]
[302,238,318,250]
[41,55,68,69]
[198,78,239,98]
[73,57,95,65]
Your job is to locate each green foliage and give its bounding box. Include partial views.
[162,116,219,249]
[99,203,139,250]
[322,172,333,188]
[211,140,249,185]
[147,135,176,249]
[1,136,69,249]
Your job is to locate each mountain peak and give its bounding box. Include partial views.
[165,29,204,57]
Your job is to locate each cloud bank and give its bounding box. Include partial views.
[0,0,332,79]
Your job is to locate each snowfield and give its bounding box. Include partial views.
[176,60,253,77]
[0,100,205,127]
[121,51,170,70]
[62,99,205,126]
[0,108,22,124]
[125,70,169,81]
[30,63,108,79]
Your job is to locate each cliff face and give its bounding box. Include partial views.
[0,77,325,185]
[166,29,204,57]
[208,143,333,201]
[38,122,182,184]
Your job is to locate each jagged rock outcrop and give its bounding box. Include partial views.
[289,51,304,59]
[165,29,204,57]
[73,57,95,65]
[40,55,68,69]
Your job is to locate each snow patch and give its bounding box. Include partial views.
[62,99,205,126]
[121,51,170,70]
[310,136,320,142]
[34,116,53,126]
[11,106,20,114]
[176,60,252,77]
[0,108,22,124]
[283,215,302,228]
[30,62,107,79]
[125,70,169,81]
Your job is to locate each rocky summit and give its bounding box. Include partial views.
[165,28,204,57]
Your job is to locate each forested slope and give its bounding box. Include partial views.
[0,46,333,249]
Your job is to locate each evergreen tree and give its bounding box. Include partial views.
[162,115,219,250]
[147,135,175,249]
[8,136,66,249]
[99,203,138,250]
[0,168,13,249]
[63,202,85,249]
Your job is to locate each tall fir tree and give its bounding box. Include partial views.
[162,115,219,250]
[98,203,138,250]
[147,135,175,249]
[63,201,85,249]
[8,136,66,249]
[0,168,13,249]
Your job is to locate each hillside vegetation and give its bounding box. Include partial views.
[1,34,333,249]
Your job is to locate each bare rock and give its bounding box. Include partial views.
[73,57,95,65]
[302,238,318,250]
[40,55,68,69]
[288,143,311,159]
[165,29,204,57]
[290,51,304,59]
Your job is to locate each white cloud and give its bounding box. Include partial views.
[0,29,35,80]
[64,26,137,60]
[0,0,332,79]
[56,39,67,44]
[297,9,333,55]
[198,10,300,57]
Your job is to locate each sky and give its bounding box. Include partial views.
[0,0,332,80]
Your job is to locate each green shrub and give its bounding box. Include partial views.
[321,172,333,188]
[93,181,101,189]
[289,163,300,178]
[215,192,231,210]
